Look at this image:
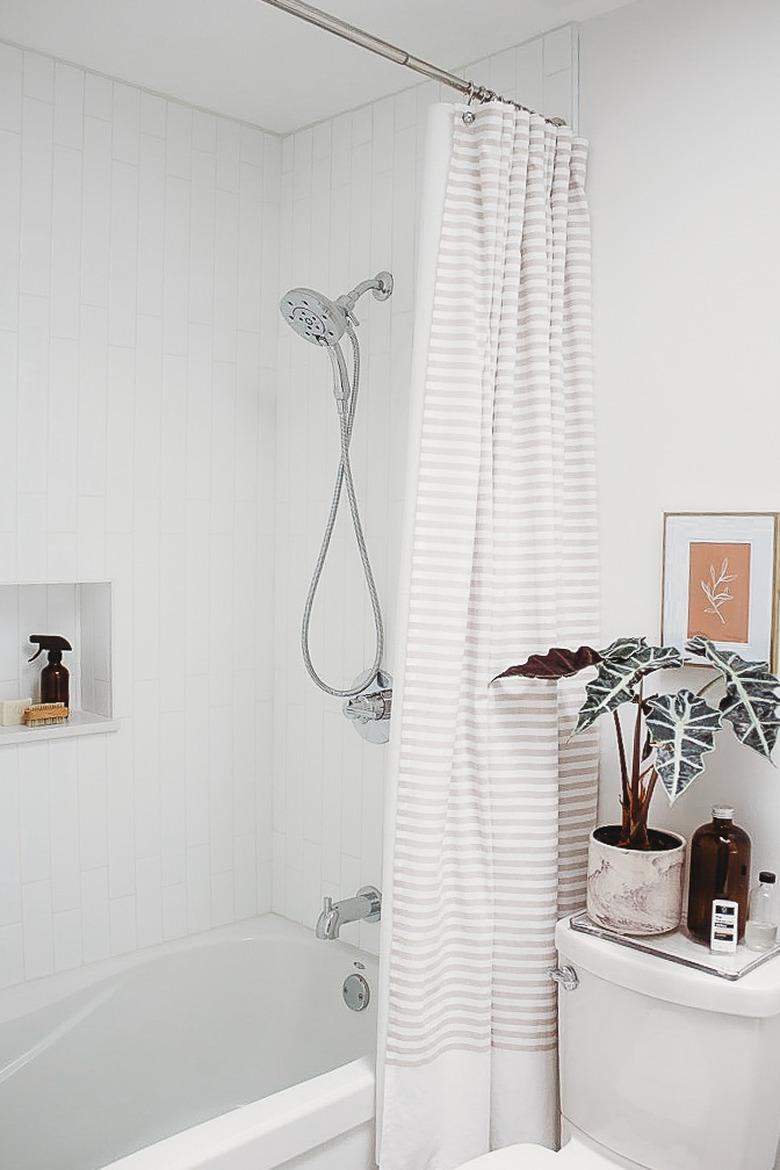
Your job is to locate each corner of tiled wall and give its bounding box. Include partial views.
[271,26,579,955]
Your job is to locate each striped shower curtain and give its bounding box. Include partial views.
[377,103,599,1170]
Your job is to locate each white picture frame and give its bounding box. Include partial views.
[661,512,780,668]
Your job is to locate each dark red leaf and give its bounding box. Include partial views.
[491,646,601,683]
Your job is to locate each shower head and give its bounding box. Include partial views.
[279,288,347,346]
[280,272,394,346]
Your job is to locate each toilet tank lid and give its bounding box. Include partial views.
[555,916,780,1018]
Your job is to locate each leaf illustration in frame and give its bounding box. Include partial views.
[687,636,780,760]
[644,689,723,803]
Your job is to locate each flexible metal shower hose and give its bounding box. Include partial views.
[300,325,384,697]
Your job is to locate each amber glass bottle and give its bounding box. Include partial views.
[687,806,752,943]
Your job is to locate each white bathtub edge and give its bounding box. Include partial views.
[103,1054,376,1170]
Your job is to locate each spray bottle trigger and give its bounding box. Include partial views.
[28,646,43,663]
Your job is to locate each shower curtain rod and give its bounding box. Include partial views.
[258,0,565,125]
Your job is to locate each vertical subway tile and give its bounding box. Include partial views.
[136,855,163,947]
[16,293,49,499]
[77,305,108,497]
[107,725,135,899]
[78,735,108,871]
[84,73,112,121]
[166,101,192,179]
[19,743,50,883]
[188,148,216,325]
[47,337,79,533]
[81,866,110,964]
[0,750,21,926]
[81,114,112,307]
[108,159,139,347]
[49,739,80,912]
[162,173,190,354]
[216,118,240,192]
[53,63,83,150]
[140,92,166,138]
[193,109,216,154]
[22,879,53,978]
[112,82,140,164]
[213,188,239,361]
[110,894,137,955]
[186,844,210,934]
[51,143,82,339]
[162,883,186,940]
[53,907,83,971]
[105,345,135,532]
[0,44,23,133]
[0,127,21,331]
[0,924,24,989]
[20,95,53,297]
[23,52,54,104]
[0,332,18,534]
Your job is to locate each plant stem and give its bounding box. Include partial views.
[618,684,652,851]
[631,686,643,810]
[613,709,630,836]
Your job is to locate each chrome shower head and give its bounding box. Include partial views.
[279,288,347,346]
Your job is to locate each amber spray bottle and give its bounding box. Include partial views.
[687,806,752,943]
[28,635,73,706]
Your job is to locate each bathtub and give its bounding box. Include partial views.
[0,915,378,1170]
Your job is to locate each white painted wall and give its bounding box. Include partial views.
[0,45,279,987]
[272,28,579,950]
[580,0,780,867]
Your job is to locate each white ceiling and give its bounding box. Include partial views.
[0,0,632,134]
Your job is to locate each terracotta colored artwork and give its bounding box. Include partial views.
[687,541,751,643]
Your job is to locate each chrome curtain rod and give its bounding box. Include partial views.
[258,0,565,126]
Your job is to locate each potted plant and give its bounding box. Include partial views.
[493,635,780,935]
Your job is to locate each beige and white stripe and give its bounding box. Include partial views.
[378,103,599,1170]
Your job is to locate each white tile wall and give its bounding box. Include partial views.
[0,24,577,986]
[272,29,579,951]
[0,46,280,988]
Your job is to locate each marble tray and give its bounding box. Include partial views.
[569,909,780,981]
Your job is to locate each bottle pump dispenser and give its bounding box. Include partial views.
[28,635,72,706]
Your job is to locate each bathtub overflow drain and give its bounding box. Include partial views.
[343,973,370,1012]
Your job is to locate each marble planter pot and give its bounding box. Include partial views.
[586,826,686,936]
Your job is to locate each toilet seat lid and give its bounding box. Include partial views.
[459,1135,623,1169]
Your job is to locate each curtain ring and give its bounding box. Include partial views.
[462,84,476,125]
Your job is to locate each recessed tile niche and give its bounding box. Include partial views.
[0,582,117,745]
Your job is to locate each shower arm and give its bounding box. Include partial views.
[336,273,393,316]
[257,0,566,126]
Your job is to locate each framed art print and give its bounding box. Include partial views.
[661,512,780,668]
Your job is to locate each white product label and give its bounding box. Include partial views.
[710,899,739,953]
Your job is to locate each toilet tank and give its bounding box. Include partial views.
[555,917,780,1170]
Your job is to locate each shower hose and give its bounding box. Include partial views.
[301,324,384,698]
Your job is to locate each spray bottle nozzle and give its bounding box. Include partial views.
[28,635,73,663]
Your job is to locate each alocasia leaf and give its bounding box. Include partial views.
[644,689,723,802]
[687,636,780,760]
[573,637,683,735]
[605,637,684,679]
[491,646,601,683]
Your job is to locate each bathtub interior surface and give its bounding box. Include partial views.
[0,922,377,1170]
